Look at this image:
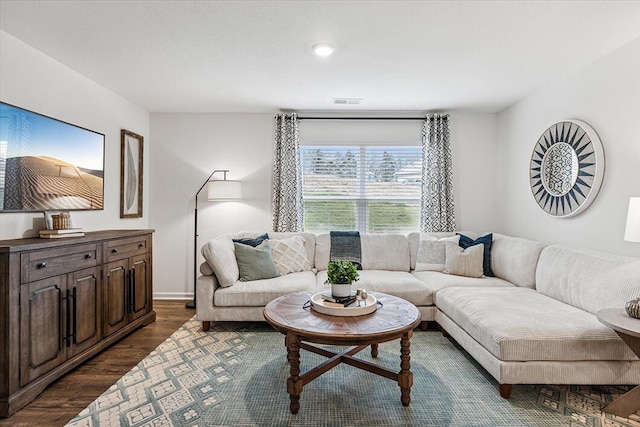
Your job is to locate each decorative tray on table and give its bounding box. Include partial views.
[310,292,378,317]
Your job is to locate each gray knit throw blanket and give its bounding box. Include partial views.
[329,231,362,270]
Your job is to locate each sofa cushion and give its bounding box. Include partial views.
[316,233,410,271]
[234,240,280,282]
[201,235,239,287]
[436,287,637,361]
[490,233,545,288]
[316,270,432,306]
[269,232,317,268]
[415,234,460,271]
[270,235,312,275]
[214,271,318,306]
[536,245,640,315]
[411,271,513,305]
[362,234,410,271]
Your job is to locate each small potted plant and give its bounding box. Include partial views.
[325,260,360,297]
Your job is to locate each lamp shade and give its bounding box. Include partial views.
[207,180,242,200]
[624,197,640,242]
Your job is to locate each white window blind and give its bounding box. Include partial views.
[301,146,422,234]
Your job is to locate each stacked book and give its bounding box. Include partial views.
[320,293,357,308]
[39,228,85,239]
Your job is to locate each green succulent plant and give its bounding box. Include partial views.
[325,260,360,285]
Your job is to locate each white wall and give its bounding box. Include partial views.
[149,113,274,298]
[450,112,500,232]
[0,31,150,239]
[149,112,499,298]
[497,38,640,256]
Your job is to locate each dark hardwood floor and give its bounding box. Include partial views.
[0,300,193,427]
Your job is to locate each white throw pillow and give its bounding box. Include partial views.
[444,243,484,278]
[201,235,239,287]
[270,235,311,275]
[415,235,460,271]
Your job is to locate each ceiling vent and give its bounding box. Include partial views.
[333,98,363,105]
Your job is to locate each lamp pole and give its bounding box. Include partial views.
[186,170,228,309]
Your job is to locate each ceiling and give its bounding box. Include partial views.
[1,1,639,114]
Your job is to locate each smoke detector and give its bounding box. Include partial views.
[333,98,363,105]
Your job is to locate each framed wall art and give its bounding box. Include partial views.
[120,129,143,218]
[529,120,605,217]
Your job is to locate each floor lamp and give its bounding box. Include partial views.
[186,170,242,309]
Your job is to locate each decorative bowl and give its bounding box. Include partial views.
[625,298,640,319]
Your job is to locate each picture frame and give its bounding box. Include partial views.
[120,129,144,218]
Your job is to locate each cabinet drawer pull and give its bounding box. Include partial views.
[37,262,47,269]
[111,249,118,254]
[138,243,144,248]
[85,254,93,259]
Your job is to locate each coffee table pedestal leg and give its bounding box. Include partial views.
[286,332,303,414]
[398,330,413,406]
[371,343,379,358]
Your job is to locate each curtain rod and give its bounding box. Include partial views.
[297,116,425,121]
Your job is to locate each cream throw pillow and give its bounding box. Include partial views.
[444,243,484,278]
[201,235,239,287]
[415,234,461,271]
[270,235,311,275]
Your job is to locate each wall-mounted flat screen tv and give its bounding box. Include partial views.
[0,102,105,212]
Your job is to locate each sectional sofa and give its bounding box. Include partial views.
[196,231,640,398]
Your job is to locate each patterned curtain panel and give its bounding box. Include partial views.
[272,113,304,232]
[421,113,456,232]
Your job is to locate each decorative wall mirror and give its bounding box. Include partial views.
[529,120,605,217]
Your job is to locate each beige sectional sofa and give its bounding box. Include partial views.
[196,231,640,398]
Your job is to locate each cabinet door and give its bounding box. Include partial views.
[130,254,150,321]
[104,259,128,337]
[68,266,102,357]
[20,275,67,386]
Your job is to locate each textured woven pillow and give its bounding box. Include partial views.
[415,234,461,271]
[444,243,484,278]
[270,235,311,275]
[233,240,280,282]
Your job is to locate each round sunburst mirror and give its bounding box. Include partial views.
[529,120,605,217]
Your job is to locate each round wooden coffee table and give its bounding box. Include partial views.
[263,291,421,414]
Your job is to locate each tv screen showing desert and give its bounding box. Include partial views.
[0,102,104,212]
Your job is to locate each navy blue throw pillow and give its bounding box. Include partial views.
[457,233,494,277]
[233,233,269,248]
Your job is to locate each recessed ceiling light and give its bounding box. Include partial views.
[312,42,335,57]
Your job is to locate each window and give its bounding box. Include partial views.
[301,146,422,234]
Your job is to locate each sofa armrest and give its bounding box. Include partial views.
[196,274,220,320]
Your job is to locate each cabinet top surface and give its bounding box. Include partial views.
[0,229,154,252]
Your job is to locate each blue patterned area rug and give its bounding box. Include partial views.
[66,318,640,427]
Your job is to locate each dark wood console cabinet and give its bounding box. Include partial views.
[0,230,156,417]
